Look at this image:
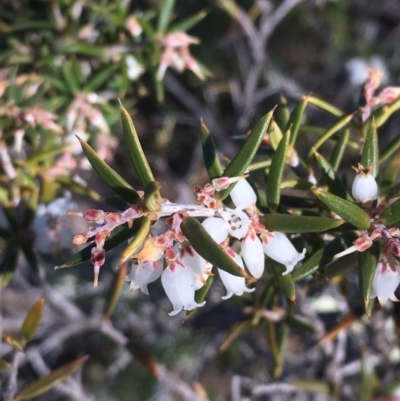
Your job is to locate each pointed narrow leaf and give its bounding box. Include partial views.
[272,263,295,302]
[22,187,39,227]
[307,113,354,162]
[157,0,175,34]
[181,217,252,279]
[379,133,400,165]
[126,340,158,378]
[170,10,208,32]
[14,357,87,401]
[119,102,156,187]
[57,218,146,269]
[379,198,400,226]
[306,96,344,117]
[218,109,274,200]
[314,150,350,200]
[25,144,73,165]
[358,243,379,312]
[144,181,165,212]
[78,138,141,203]
[292,249,323,282]
[313,189,371,229]
[329,129,349,172]
[267,130,290,211]
[200,121,223,180]
[3,335,25,352]
[285,316,317,333]
[104,263,128,320]
[120,217,151,264]
[274,95,290,132]
[375,97,400,127]
[286,98,307,146]
[104,196,130,211]
[268,119,283,150]
[1,249,19,287]
[262,214,345,233]
[185,273,214,320]
[361,119,378,177]
[21,297,45,342]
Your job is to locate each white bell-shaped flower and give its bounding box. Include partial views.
[179,247,212,290]
[161,264,206,316]
[352,164,378,204]
[219,208,251,240]
[126,261,163,295]
[241,231,265,278]
[372,255,400,306]
[230,178,257,209]
[261,231,306,275]
[202,217,229,243]
[218,250,255,299]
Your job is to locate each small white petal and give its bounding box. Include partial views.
[262,232,305,274]
[352,173,378,203]
[230,179,257,209]
[372,257,400,306]
[219,208,250,240]
[126,261,163,294]
[242,234,265,278]
[180,248,211,290]
[202,217,229,243]
[161,264,206,316]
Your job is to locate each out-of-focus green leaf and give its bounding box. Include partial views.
[307,113,354,163]
[379,199,400,226]
[25,144,73,165]
[57,219,146,269]
[286,98,307,146]
[104,196,130,211]
[323,253,358,280]
[200,121,224,180]
[379,134,400,166]
[280,179,314,190]
[1,249,19,287]
[126,340,159,378]
[375,97,400,127]
[181,217,252,279]
[268,119,283,151]
[266,130,290,211]
[85,65,116,92]
[272,263,295,302]
[61,63,79,95]
[313,189,371,229]
[170,10,208,32]
[78,137,141,204]
[319,231,359,268]
[359,243,379,314]
[157,0,175,34]
[306,95,344,117]
[21,297,45,343]
[104,263,128,320]
[291,380,330,395]
[293,249,323,282]
[329,129,349,172]
[262,214,345,233]
[361,119,378,177]
[14,357,87,401]
[285,315,317,333]
[22,186,39,227]
[120,217,151,264]
[3,335,25,352]
[314,150,350,200]
[59,43,105,57]
[359,349,378,401]
[120,102,156,188]
[218,109,274,200]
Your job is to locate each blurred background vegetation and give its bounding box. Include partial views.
[2,0,400,400]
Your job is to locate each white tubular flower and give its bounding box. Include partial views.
[230,178,257,209]
[202,217,229,243]
[161,264,206,316]
[241,231,265,279]
[261,232,306,275]
[126,261,163,295]
[218,250,255,300]
[179,247,212,290]
[219,208,250,240]
[372,256,400,306]
[352,164,378,204]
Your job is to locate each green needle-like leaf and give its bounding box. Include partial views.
[119,102,156,187]
[157,0,175,34]
[375,97,400,127]
[262,214,345,233]
[120,217,151,264]
[361,119,378,177]
[218,109,274,200]
[275,95,290,132]
[313,189,371,230]
[267,130,290,211]
[14,357,87,401]
[329,129,349,172]
[104,263,128,320]
[78,138,141,204]
[272,263,295,302]
[170,10,208,32]
[379,133,400,166]
[358,243,379,314]
[21,297,45,343]
[306,95,344,117]
[185,272,214,320]
[181,217,252,279]
[286,98,307,146]
[200,120,224,180]
[292,249,324,282]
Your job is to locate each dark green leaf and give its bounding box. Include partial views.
[218,109,274,200]
[79,137,141,204]
[185,272,214,320]
[286,98,307,146]
[380,198,400,226]
[329,129,349,172]
[274,95,290,132]
[306,95,345,117]
[200,120,224,180]
[361,119,378,177]
[293,249,323,282]
[313,189,371,230]
[266,130,290,211]
[272,262,295,302]
[157,0,175,34]
[181,217,252,279]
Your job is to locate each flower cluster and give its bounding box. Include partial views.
[71,177,306,316]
